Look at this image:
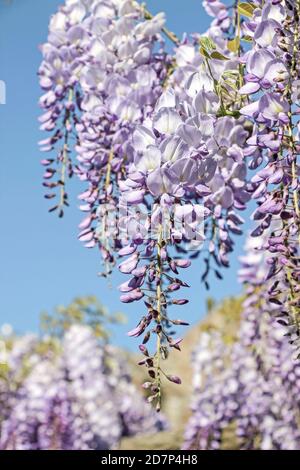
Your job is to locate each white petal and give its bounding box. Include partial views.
[135,146,161,173]
[133,126,155,152]
[153,108,182,135]
[239,81,260,95]
[155,88,177,111]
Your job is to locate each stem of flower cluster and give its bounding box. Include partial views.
[155,225,163,411]
[105,150,113,190]
[291,2,300,222]
[59,88,73,214]
[285,1,300,248]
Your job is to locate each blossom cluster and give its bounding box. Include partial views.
[184,231,300,450]
[0,325,165,450]
[39,0,170,272]
[238,0,300,347]
[39,0,300,405]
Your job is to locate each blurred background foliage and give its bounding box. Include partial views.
[40,296,125,340]
[0,294,243,450]
[120,296,243,450]
[0,296,126,396]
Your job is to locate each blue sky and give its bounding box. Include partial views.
[0,0,247,349]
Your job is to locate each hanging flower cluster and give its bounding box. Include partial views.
[0,324,165,450]
[39,0,170,274]
[238,0,300,349]
[39,0,300,407]
[183,232,300,450]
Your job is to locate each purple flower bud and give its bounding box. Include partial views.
[168,283,181,292]
[175,259,192,268]
[166,375,181,385]
[172,299,189,305]
[132,265,147,277]
[172,319,190,326]
[142,382,152,389]
[139,345,149,356]
[119,254,139,274]
[127,320,146,338]
[78,215,93,231]
[169,260,178,274]
[120,289,144,303]
[118,245,137,257]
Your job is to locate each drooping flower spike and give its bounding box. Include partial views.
[38,0,300,406]
[237,0,300,350]
[184,231,300,450]
[0,325,166,450]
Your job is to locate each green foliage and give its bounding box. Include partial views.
[227,38,240,53]
[200,296,243,344]
[210,51,229,61]
[199,36,217,53]
[40,295,126,340]
[206,297,216,313]
[238,2,256,18]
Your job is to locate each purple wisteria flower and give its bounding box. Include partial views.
[0,325,166,450]
[38,0,300,402]
[184,230,300,450]
[238,0,300,351]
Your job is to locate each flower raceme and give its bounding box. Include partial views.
[237,0,300,350]
[0,325,165,450]
[184,231,300,450]
[39,0,300,407]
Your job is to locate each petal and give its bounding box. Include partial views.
[160,136,189,163]
[153,108,182,135]
[239,81,260,95]
[240,100,259,118]
[133,125,155,152]
[146,168,164,196]
[134,146,161,173]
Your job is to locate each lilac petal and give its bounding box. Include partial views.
[240,101,259,118]
[119,254,139,274]
[220,187,234,209]
[259,93,289,121]
[246,49,274,78]
[120,289,144,303]
[264,59,288,84]
[177,123,202,148]
[146,168,164,196]
[118,245,137,257]
[239,82,260,95]
[254,20,278,48]
[122,189,145,204]
[132,125,155,152]
[153,107,182,135]
[195,184,212,196]
[134,146,161,173]
[160,136,189,163]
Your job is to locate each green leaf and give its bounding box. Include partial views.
[242,35,253,43]
[238,2,256,18]
[0,363,8,375]
[199,36,217,52]
[227,38,239,53]
[199,47,210,58]
[222,69,239,79]
[211,51,229,61]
